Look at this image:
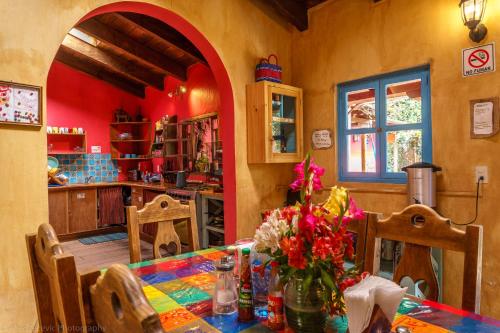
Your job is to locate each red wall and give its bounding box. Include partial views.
[47,61,143,153]
[47,62,220,155]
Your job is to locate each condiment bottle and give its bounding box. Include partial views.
[267,261,284,330]
[213,256,238,315]
[238,248,254,322]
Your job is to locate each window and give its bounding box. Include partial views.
[338,67,431,183]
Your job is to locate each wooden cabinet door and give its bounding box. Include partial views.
[68,189,97,233]
[131,187,144,209]
[48,191,68,234]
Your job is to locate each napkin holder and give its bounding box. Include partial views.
[347,304,392,333]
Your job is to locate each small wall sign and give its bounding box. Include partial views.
[470,97,499,138]
[91,146,102,153]
[463,43,496,77]
[312,129,333,150]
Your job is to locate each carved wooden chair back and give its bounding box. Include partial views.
[346,212,380,267]
[364,204,483,313]
[26,223,83,332]
[127,194,199,263]
[79,264,165,333]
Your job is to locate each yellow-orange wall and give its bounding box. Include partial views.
[2,0,500,328]
[292,0,500,318]
[0,0,295,330]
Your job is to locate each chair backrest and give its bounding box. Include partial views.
[364,204,483,313]
[79,264,165,333]
[347,212,380,267]
[127,194,199,263]
[26,223,82,332]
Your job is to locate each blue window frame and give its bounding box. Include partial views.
[337,66,432,183]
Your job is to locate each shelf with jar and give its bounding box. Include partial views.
[110,121,152,162]
[47,128,87,155]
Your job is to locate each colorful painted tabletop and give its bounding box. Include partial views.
[128,247,500,333]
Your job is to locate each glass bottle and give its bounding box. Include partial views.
[238,248,254,322]
[213,256,238,315]
[267,261,284,331]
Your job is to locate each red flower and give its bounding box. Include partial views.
[339,278,357,292]
[288,236,307,269]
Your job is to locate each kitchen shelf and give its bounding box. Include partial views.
[47,133,86,136]
[48,151,85,155]
[272,116,296,124]
[206,225,224,234]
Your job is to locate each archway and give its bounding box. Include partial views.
[49,1,236,244]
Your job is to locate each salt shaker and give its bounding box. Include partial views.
[213,256,238,315]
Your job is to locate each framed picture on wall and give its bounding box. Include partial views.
[0,80,42,127]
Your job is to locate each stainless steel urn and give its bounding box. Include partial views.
[402,162,441,208]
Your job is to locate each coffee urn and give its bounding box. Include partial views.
[402,162,441,208]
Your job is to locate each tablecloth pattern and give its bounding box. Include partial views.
[128,247,500,333]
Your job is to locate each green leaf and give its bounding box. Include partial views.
[302,269,313,296]
[320,267,335,291]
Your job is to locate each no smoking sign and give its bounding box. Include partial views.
[463,43,495,77]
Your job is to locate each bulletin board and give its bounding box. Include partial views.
[0,81,42,127]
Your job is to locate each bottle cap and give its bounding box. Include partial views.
[242,248,250,255]
[215,256,234,271]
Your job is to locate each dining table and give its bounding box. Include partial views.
[128,247,500,333]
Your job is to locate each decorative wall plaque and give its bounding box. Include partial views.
[312,129,333,150]
[0,80,42,127]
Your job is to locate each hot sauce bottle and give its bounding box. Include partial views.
[267,261,284,330]
[238,248,255,322]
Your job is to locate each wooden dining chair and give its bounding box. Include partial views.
[364,204,483,313]
[127,194,199,263]
[26,223,83,333]
[79,264,165,333]
[347,212,380,267]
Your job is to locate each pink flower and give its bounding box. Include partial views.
[290,158,325,192]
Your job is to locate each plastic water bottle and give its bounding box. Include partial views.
[250,243,271,319]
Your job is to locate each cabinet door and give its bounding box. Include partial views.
[131,187,144,209]
[48,191,68,234]
[267,85,303,163]
[68,189,97,233]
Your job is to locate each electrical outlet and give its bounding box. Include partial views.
[475,166,488,183]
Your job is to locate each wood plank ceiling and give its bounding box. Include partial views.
[265,0,327,31]
[55,13,206,98]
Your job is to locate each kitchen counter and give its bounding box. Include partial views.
[48,181,172,192]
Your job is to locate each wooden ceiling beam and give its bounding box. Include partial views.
[77,18,187,81]
[55,47,145,98]
[268,0,309,31]
[119,13,206,63]
[61,34,164,90]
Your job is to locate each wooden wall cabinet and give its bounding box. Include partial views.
[68,189,97,233]
[246,81,303,163]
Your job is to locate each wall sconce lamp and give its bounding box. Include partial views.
[459,0,488,43]
[167,85,187,98]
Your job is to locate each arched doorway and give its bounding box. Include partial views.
[48,1,236,244]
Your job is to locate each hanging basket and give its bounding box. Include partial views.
[255,54,282,83]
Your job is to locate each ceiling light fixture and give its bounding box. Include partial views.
[459,0,488,43]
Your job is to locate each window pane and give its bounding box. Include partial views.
[386,79,422,126]
[347,133,376,173]
[347,88,376,129]
[271,93,297,154]
[386,130,422,173]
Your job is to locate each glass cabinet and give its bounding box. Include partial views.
[247,81,303,163]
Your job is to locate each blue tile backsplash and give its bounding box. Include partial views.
[54,153,118,184]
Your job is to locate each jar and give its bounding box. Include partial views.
[284,276,327,333]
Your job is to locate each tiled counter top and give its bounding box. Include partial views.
[48,181,172,192]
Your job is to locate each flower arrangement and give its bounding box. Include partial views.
[254,153,365,316]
